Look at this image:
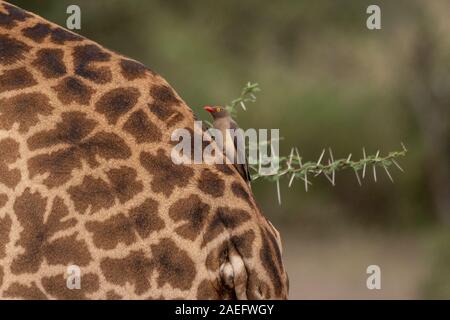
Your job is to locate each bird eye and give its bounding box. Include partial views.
[216,107,222,112]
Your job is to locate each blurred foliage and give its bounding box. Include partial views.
[10,0,450,298]
[10,0,446,226]
[420,227,450,299]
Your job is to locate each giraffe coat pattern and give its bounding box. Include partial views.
[0,1,288,299]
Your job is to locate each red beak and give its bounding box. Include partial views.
[204,105,215,113]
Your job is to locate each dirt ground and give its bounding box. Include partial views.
[283,229,428,299]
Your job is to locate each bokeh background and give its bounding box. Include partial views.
[11,0,450,299]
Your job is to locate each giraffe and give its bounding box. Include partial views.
[0,1,288,299]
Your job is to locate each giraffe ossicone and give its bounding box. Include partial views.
[0,1,288,300]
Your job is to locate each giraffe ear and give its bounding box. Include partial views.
[219,245,249,300]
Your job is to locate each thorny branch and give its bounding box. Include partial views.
[219,82,408,204]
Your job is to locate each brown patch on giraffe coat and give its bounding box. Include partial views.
[28,148,81,188]
[169,194,210,241]
[75,131,132,166]
[52,76,94,105]
[148,102,176,121]
[21,22,52,43]
[68,176,115,215]
[0,266,3,287]
[101,250,153,295]
[196,280,221,300]
[47,196,77,229]
[247,271,271,299]
[215,164,235,176]
[123,109,162,143]
[167,113,184,127]
[106,290,122,300]
[231,229,255,257]
[33,48,67,78]
[42,273,99,299]
[86,213,138,250]
[0,138,21,188]
[205,241,228,272]
[140,149,194,197]
[198,169,225,198]
[120,58,148,80]
[49,27,83,44]
[28,112,96,150]
[69,167,143,215]
[2,3,31,17]
[128,198,165,237]
[231,181,254,208]
[21,21,83,44]
[106,166,144,204]
[4,282,47,300]
[0,138,19,163]
[11,190,88,274]
[259,227,284,297]
[0,34,30,65]
[95,87,140,124]
[150,84,180,104]
[0,214,11,259]
[73,44,112,84]
[201,207,252,247]
[86,198,163,249]
[28,112,131,187]
[0,3,31,29]
[151,238,196,290]
[0,193,7,208]
[0,92,52,133]
[148,85,183,126]
[36,233,90,267]
[0,67,37,93]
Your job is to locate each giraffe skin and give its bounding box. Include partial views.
[0,1,289,300]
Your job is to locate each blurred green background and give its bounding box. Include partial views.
[11,0,450,299]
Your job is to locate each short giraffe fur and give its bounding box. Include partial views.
[0,1,288,299]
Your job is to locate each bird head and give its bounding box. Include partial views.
[203,105,229,119]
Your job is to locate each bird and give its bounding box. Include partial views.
[204,105,252,188]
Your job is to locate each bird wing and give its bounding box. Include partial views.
[229,120,252,184]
